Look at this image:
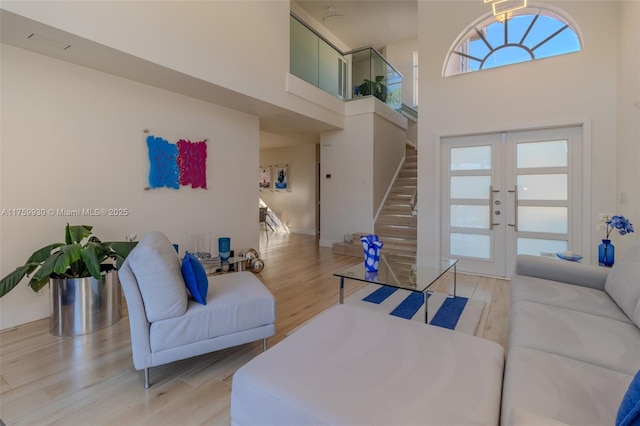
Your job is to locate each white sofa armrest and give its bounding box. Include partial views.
[118,259,153,370]
[514,255,609,290]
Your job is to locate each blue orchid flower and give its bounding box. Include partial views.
[606,215,634,237]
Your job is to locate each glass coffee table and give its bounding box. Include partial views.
[334,253,458,323]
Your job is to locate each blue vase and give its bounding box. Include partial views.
[598,239,615,266]
[361,234,383,272]
[218,237,231,261]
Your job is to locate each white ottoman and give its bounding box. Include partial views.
[231,304,504,425]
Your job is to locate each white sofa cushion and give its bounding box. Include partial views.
[231,304,504,426]
[128,232,188,322]
[149,272,275,352]
[506,408,572,426]
[510,301,640,375]
[511,275,631,323]
[502,346,633,426]
[605,242,640,326]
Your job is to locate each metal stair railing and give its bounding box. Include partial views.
[410,186,418,216]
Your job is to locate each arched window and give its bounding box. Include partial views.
[444,6,581,77]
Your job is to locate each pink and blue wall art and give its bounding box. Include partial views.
[146,135,207,189]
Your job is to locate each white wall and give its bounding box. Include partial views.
[416,1,636,258]
[1,1,346,132]
[0,45,259,329]
[1,1,287,102]
[320,115,374,247]
[259,141,318,235]
[320,98,406,246]
[616,1,640,253]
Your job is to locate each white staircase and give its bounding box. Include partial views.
[333,146,418,258]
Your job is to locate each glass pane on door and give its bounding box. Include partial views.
[450,205,489,229]
[450,233,491,258]
[518,174,567,200]
[517,140,568,168]
[518,238,567,256]
[518,206,568,233]
[451,146,492,170]
[451,176,491,199]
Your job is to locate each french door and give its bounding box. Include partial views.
[441,126,583,277]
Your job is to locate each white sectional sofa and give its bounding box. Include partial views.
[502,243,640,425]
[229,242,640,425]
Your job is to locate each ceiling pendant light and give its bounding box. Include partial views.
[322,6,344,26]
[484,0,527,18]
[495,11,513,23]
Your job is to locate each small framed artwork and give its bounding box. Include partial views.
[143,129,207,190]
[274,166,288,190]
[259,167,270,189]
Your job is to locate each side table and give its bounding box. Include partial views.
[200,256,247,275]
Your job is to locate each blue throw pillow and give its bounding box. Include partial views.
[181,252,208,305]
[617,370,640,426]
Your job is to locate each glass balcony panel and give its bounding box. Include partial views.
[290,16,319,86]
[386,69,402,110]
[318,38,342,98]
[352,49,372,98]
[450,233,491,259]
[517,174,568,200]
[290,15,402,108]
[451,146,492,170]
[518,206,568,233]
[451,176,491,199]
[451,205,490,229]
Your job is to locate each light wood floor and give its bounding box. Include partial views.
[0,233,510,425]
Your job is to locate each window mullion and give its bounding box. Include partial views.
[531,25,569,52]
[519,13,539,45]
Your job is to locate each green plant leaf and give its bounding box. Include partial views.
[29,277,51,293]
[53,244,83,275]
[25,243,64,264]
[30,253,62,291]
[65,224,93,245]
[107,242,137,259]
[0,264,38,297]
[81,242,105,279]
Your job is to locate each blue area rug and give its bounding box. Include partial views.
[344,284,485,335]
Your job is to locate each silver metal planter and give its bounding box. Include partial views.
[49,271,122,337]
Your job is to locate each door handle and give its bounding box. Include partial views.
[489,186,500,230]
[508,186,518,231]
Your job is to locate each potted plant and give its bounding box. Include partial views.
[358,75,387,103]
[0,224,137,336]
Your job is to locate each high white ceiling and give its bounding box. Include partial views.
[295,0,418,50]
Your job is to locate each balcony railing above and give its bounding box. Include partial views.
[347,47,402,110]
[290,14,402,111]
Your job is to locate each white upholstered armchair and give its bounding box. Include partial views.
[118,232,276,388]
